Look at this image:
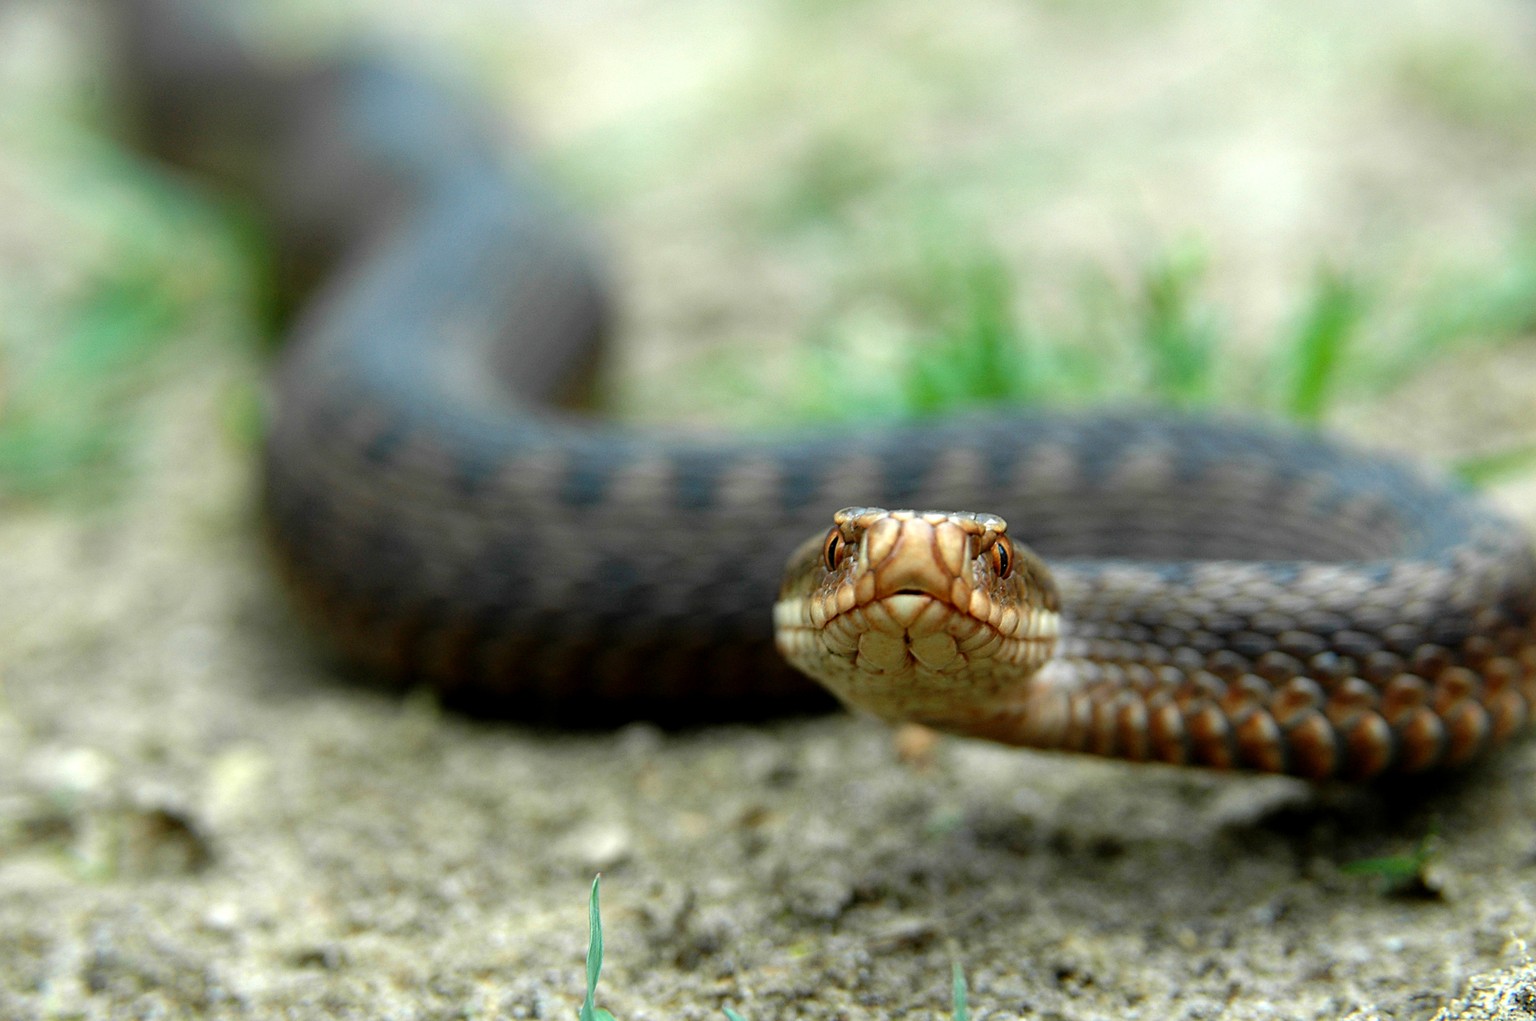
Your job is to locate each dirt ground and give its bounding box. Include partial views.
[6,2,1536,1019]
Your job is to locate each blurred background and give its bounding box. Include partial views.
[3,0,1536,505]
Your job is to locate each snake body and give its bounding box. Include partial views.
[116,0,1536,775]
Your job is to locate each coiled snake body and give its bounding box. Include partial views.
[117,0,1536,778]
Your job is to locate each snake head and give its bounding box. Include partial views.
[774,507,1059,729]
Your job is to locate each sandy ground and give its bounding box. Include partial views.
[6,2,1536,1019]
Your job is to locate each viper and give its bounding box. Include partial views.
[112,0,1536,778]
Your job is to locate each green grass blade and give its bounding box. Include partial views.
[1413,225,1536,355]
[900,233,1040,415]
[1453,444,1536,486]
[580,876,615,1021]
[1341,829,1440,897]
[1282,268,1364,423]
[1136,240,1216,406]
[951,960,969,1021]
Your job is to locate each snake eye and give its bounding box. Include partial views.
[823,529,845,572]
[989,536,1014,579]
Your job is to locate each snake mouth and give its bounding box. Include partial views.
[830,591,998,679]
[824,563,982,638]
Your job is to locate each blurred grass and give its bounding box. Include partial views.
[4,2,1536,503]
[0,266,182,494]
[0,126,258,503]
[10,119,1536,501]
[1134,239,1218,408]
[1277,268,1365,424]
[768,202,1536,468]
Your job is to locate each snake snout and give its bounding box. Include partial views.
[864,516,972,607]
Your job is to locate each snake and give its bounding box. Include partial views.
[113,0,1536,779]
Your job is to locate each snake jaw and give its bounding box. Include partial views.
[776,508,1061,729]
